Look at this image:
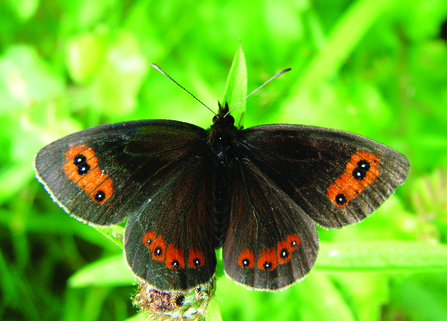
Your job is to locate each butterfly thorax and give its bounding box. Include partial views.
[208,102,240,163]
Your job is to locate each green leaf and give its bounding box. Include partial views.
[93,224,125,249]
[206,299,223,321]
[91,31,148,117]
[221,44,247,125]
[279,0,394,124]
[66,32,107,84]
[0,164,34,205]
[6,0,39,22]
[0,45,64,115]
[294,274,357,321]
[316,241,447,272]
[293,0,393,97]
[68,254,134,288]
[124,313,147,321]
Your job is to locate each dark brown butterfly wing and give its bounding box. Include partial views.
[240,125,409,228]
[34,120,216,291]
[222,124,409,290]
[124,148,217,290]
[223,159,319,290]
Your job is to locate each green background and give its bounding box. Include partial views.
[1,0,447,320]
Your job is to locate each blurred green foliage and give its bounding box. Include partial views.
[1,0,447,320]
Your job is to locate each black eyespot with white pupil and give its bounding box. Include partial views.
[94,190,106,202]
[77,164,90,175]
[359,159,370,169]
[263,261,272,270]
[242,258,250,267]
[335,193,347,205]
[193,259,201,267]
[154,247,163,257]
[73,154,87,165]
[280,248,289,259]
[352,160,370,180]
[171,260,180,269]
[73,154,90,175]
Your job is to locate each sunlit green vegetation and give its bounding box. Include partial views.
[1,0,447,320]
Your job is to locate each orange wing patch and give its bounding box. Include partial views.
[277,240,292,264]
[327,150,380,208]
[142,231,207,271]
[63,145,113,204]
[188,249,205,268]
[142,231,156,252]
[238,234,301,271]
[166,245,185,270]
[238,249,255,268]
[286,234,301,251]
[152,236,167,262]
[257,248,278,271]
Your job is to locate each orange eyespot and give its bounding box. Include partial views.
[166,244,185,270]
[277,240,291,264]
[287,234,301,251]
[188,249,205,268]
[152,236,166,262]
[63,145,114,204]
[257,248,277,271]
[327,151,380,207]
[142,231,156,252]
[238,248,255,268]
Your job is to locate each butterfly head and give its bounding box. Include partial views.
[208,102,239,160]
[212,102,235,129]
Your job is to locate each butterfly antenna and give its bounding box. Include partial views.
[226,68,292,117]
[151,63,216,115]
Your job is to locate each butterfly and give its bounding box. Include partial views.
[34,68,409,292]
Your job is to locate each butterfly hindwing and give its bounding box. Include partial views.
[223,160,319,290]
[124,151,217,291]
[34,120,217,290]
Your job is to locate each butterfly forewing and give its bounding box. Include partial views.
[35,120,207,224]
[239,125,409,229]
